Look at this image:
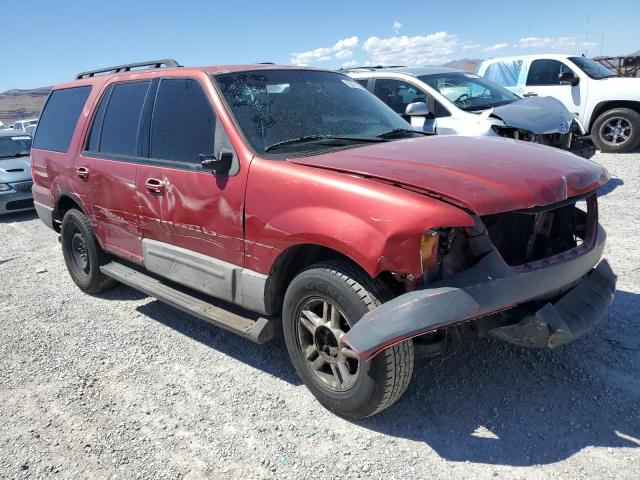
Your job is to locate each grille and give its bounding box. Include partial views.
[5,199,34,211]
[11,181,33,192]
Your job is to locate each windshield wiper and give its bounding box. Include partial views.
[376,128,432,139]
[0,153,29,159]
[264,135,385,152]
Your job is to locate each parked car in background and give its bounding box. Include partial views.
[346,66,594,158]
[12,118,38,133]
[0,131,34,214]
[32,60,615,419]
[478,54,640,152]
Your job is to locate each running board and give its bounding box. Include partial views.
[100,261,279,344]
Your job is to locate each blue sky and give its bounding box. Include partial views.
[1,0,639,91]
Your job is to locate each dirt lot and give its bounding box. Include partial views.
[0,152,638,479]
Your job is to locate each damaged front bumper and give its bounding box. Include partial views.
[342,224,616,361]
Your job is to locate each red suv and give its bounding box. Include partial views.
[31,59,616,418]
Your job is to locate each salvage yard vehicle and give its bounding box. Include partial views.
[32,60,616,419]
[0,130,34,214]
[478,54,640,152]
[346,66,594,158]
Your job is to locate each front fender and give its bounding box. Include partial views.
[243,159,475,277]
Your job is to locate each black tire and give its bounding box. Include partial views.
[591,108,640,153]
[61,209,116,294]
[282,261,414,419]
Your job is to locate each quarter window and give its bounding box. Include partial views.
[150,78,216,163]
[526,60,573,86]
[33,86,91,152]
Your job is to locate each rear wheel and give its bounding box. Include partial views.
[61,209,116,294]
[592,108,640,153]
[282,261,414,419]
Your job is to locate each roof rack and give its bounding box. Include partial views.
[339,65,407,72]
[75,59,182,80]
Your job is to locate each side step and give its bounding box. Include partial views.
[100,261,280,344]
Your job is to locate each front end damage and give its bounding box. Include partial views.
[342,194,617,361]
[487,96,596,159]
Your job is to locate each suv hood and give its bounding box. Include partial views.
[487,96,575,135]
[0,156,32,183]
[289,136,607,215]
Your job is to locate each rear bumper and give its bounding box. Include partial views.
[342,224,615,360]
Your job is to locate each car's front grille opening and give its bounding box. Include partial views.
[11,181,33,192]
[482,194,596,267]
[6,199,34,211]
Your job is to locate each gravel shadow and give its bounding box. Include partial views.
[0,210,37,223]
[355,288,640,466]
[135,299,301,386]
[598,177,624,197]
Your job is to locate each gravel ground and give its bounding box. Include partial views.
[0,151,639,480]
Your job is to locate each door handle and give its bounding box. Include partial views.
[523,92,538,97]
[76,166,89,180]
[145,178,165,195]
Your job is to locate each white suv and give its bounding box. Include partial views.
[346,66,593,158]
[478,54,640,153]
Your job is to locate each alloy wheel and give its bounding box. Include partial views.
[296,297,360,392]
[601,117,632,146]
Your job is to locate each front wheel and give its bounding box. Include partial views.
[282,261,414,419]
[591,108,640,153]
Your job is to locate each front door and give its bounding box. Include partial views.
[136,76,246,271]
[523,59,587,121]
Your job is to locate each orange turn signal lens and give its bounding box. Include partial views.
[421,231,439,271]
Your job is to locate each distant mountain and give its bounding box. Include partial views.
[441,58,482,73]
[0,87,51,126]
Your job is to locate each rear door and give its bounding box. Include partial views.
[76,80,153,262]
[135,75,246,269]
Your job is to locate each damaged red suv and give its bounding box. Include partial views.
[31,60,616,418]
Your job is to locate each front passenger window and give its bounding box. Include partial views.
[150,78,217,163]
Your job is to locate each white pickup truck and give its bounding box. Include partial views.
[478,54,640,153]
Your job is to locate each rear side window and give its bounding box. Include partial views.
[98,81,151,156]
[33,86,91,152]
[150,78,216,163]
[483,60,522,88]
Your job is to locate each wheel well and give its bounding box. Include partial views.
[263,244,403,316]
[589,101,640,131]
[54,195,83,232]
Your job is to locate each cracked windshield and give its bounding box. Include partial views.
[215,70,412,153]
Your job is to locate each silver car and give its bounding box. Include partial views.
[0,131,34,214]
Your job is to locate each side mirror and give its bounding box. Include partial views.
[558,71,579,86]
[405,101,430,116]
[200,150,233,175]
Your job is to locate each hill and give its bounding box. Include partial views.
[0,87,51,126]
[441,58,481,72]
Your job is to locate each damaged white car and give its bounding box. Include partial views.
[346,66,594,158]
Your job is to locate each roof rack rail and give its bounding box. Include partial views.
[75,59,182,80]
[339,65,407,71]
